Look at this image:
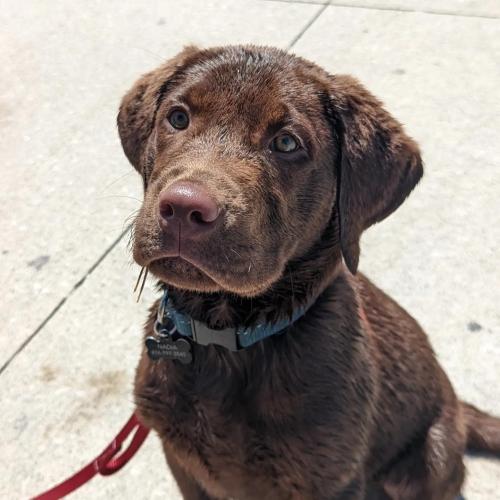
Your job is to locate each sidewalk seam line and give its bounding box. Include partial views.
[287,2,329,49]
[264,0,499,20]
[0,226,131,376]
[328,1,499,19]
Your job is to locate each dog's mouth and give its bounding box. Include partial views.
[148,255,220,291]
[143,250,282,296]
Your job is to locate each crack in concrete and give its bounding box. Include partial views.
[264,0,499,20]
[287,3,330,49]
[0,226,131,376]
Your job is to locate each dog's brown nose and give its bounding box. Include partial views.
[158,181,220,234]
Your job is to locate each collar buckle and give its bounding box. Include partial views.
[191,319,240,351]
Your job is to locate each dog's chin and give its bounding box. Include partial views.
[147,257,280,297]
[148,258,222,293]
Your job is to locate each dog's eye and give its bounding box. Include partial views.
[167,110,189,130]
[272,133,299,153]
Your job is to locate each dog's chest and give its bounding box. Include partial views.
[135,359,326,499]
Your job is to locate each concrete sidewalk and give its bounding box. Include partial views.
[1,1,499,498]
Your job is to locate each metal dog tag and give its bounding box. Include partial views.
[145,336,192,364]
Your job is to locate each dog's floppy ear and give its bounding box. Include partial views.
[327,75,423,274]
[117,46,201,171]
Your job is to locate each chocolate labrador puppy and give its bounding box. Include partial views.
[117,46,500,499]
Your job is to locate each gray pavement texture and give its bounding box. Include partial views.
[1,1,499,499]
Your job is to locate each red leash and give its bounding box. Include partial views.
[32,412,150,500]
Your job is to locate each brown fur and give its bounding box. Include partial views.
[117,45,500,499]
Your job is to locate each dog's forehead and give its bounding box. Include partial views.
[174,52,311,121]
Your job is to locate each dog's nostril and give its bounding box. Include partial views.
[160,204,174,218]
[158,181,220,232]
[190,210,207,224]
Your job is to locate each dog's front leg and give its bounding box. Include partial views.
[164,447,218,500]
[323,474,367,500]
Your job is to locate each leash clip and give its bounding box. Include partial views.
[95,414,150,475]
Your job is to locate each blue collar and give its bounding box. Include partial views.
[154,288,308,352]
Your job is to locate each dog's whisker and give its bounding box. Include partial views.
[230,248,242,258]
[124,208,141,223]
[96,195,143,202]
[100,171,135,192]
[131,46,166,62]
[134,266,145,293]
[289,270,295,303]
[136,267,149,302]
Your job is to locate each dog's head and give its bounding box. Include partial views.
[118,46,422,297]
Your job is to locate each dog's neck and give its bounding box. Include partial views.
[163,215,343,330]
